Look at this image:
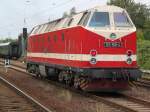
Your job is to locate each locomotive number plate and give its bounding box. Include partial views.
[104,42,122,48]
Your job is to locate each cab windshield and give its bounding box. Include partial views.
[89,12,110,27]
[114,12,132,27]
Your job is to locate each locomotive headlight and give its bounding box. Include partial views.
[90,50,97,57]
[90,58,97,65]
[127,50,132,57]
[126,57,132,64]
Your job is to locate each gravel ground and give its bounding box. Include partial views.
[11,60,150,99]
[0,59,26,69]
[0,81,38,112]
[123,85,150,102]
[0,65,122,112]
[2,59,150,111]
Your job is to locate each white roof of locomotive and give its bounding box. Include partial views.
[30,5,126,36]
[88,5,124,12]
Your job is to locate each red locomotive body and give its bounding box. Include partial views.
[27,6,141,91]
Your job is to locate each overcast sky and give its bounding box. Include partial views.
[0,0,149,39]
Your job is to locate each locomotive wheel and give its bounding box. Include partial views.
[35,66,40,78]
[65,79,72,86]
[39,74,44,79]
[27,64,31,73]
[74,76,80,89]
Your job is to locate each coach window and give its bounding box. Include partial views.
[89,12,110,27]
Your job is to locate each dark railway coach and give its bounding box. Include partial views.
[0,42,20,59]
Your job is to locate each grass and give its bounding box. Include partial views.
[137,40,150,70]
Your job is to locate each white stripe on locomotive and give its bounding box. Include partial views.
[27,53,136,62]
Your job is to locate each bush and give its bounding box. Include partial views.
[137,40,150,69]
[143,30,150,40]
[137,30,144,41]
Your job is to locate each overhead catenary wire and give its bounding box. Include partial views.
[0,0,75,38]
[0,0,74,29]
[29,0,74,18]
[0,0,149,38]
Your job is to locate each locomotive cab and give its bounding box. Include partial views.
[83,6,137,68]
[87,10,134,28]
[86,6,136,40]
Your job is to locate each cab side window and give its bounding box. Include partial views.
[78,12,91,26]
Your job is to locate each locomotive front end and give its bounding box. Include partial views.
[79,6,141,91]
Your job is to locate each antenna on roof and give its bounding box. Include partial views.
[70,7,76,16]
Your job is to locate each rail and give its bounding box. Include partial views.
[3,63,150,112]
[0,74,52,112]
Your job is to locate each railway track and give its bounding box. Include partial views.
[2,63,150,112]
[102,94,150,112]
[134,79,150,88]
[0,79,37,112]
[0,73,51,112]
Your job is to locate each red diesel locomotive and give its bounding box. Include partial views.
[27,6,141,91]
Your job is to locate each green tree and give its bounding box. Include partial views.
[62,7,76,18]
[0,38,16,43]
[143,20,150,40]
[70,7,76,16]
[62,12,68,18]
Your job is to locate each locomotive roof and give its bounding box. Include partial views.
[89,5,124,12]
[33,5,124,28]
[30,5,126,36]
